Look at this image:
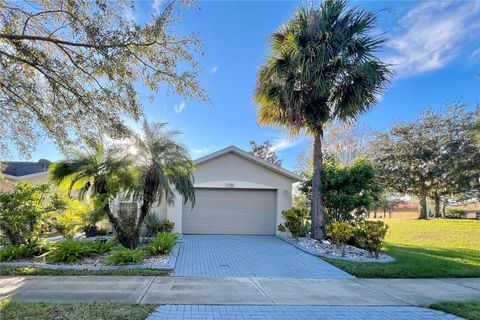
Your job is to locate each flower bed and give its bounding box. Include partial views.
[279,236,394,263]
[0,234,180,270]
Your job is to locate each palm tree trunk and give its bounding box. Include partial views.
[311,128,325,240]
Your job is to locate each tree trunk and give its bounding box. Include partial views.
[311,128,325,240]
[433,191,441,218]
[373,209,377,219]
[441,199,447,218]
[418,193,428,219]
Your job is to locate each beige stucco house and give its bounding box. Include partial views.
[142,146,301,235]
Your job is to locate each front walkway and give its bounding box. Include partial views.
[172,235,351,278]
[147,305,461,320]
[2,276,479,306]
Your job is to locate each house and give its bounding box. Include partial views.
[132,146,301,235]
[0,160,51,191]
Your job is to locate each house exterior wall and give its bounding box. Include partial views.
[164,152,296,234]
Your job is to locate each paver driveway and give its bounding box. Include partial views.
[148,305,461,320]
[172,235,352,278]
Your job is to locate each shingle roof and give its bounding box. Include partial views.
[1,161,50,177]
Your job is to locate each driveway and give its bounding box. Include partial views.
[172,235,352,278]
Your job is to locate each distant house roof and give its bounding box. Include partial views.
[1,160,51,178]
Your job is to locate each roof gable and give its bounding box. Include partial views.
[194,146,301,181]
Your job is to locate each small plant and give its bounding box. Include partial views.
[446,209,467,219]
[159,219,175,234]
[106,246,146,265]
[142,213,163,237]
[354,220,389,258]
[147,233,177,255]
[44,240,95,263]
[87,238,117,254]
[97,227,110,236]
[278,207,310,239]
[327,222,355,257]
[0,241,47,262]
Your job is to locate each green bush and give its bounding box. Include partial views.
[446,209,467,219]
[327,222,355,257]
[354,220,389,258]
[0,183,51,245]
[0,243,36,262]
[278,207,310,239]
[44,240,95,263]
[147,233,177,255]
[87,238,117,254]
[106,246,146,265]
[159,219,175,234]
[97,227,110,236]
[142,213,163,237]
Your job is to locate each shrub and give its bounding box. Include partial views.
[0,243,37,262]
[50,194,89,239]
[147,233,177,255]
[142,213,163,237]
[87,238,117,254]
[354,220,389,258]
[44,240,95,263]
[159,219,175,234]
[278,207,310,239]
[97,227,110,236]
[327,222,355,257]
[0,183,51,244]
[106,246,146,265]
[446,209,467,219]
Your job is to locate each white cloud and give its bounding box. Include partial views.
[152,0,163,14]
[174,101,187,113]
[470,48,480,61]
[191,146,215,156]
[386,1,480,78]
[271,135,304,152]
[210,66,218,74]
[123,6,136,25]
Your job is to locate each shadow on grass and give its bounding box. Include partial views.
[325,244,480,278]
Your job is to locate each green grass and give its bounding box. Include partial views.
[326,219,480,278]
[430,300,480,320]
[0,299,157,320]
[0,266,168,276]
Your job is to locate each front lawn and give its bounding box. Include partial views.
[326,219,480,278]
[0,266,168,276]
[0,299,157,320]
[430,300,480,320]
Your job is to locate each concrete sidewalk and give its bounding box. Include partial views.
[1,276,479,306]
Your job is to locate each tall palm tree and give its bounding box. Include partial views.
[128,120,195,234]
[255,0,392,239]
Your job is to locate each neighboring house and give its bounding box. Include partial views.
[0,160,51,191]
[114,146,301,235]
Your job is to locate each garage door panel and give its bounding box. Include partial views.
[182,189,276,235]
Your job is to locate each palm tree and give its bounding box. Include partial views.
[128,120,195,234]
[254,0,391,239]
[49,138,135,246]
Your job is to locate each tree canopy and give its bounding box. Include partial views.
[0,0,206,158]
[249,140,283,166]
[369,105,480,218]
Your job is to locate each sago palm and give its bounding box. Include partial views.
[255,0,392,239]
[128,120,195,232]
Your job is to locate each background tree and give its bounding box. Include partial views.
[300,156,382,224]
[248,140,283,166]
[125,121,195,247]
[254,0,391,238]
[0,0,206,158]
[370,106,480,219]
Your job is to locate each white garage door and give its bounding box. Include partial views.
[182,188,276,235]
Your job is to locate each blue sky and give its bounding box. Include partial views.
[24,0,480,171]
